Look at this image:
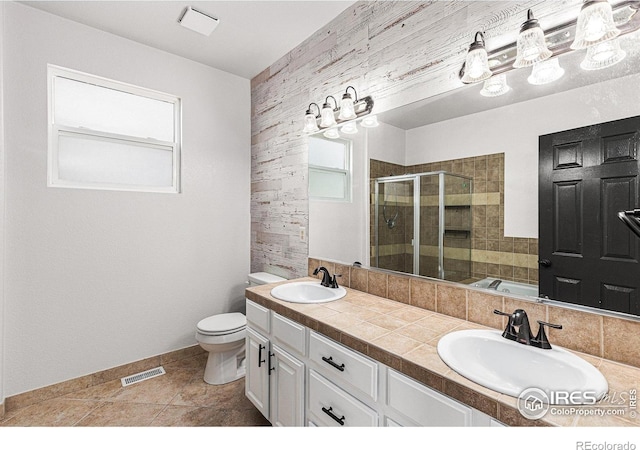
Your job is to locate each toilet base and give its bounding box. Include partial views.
[203,345,246,385]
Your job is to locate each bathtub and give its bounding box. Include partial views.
[472,278,539,298]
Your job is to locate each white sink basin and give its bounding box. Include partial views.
[270,281,346,304]
[437,329,608,404]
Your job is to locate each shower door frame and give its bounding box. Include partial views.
[374,174,422,275]
[374,171,472,279]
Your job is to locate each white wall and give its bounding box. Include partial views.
[368,121,406,166]
[2,3,250,396]
[405,72,640,237]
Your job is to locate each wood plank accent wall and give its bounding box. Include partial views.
[250,0,583,279]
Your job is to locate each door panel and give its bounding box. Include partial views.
[539,115,640,315]
[553,180,583,255]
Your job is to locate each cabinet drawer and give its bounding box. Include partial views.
[308,331,378,402]
[308,370,377,427]
[246,299,270,334]
[387,369,472,426]
[272,312,306,356]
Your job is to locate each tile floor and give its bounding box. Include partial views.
[0,353,270,427]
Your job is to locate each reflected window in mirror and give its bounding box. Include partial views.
[309,136,352,202]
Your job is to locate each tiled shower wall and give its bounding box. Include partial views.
[370,154,538,286]
[250,0,583,280]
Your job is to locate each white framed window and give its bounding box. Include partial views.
[47,65,181,193]
[308,136,352,201]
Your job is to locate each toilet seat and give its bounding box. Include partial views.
[197,312,246,336]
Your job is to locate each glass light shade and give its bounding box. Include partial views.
[480,74,510,97]
[360,115,379,128]
[338,94,357,120]
[320,105,337,128]
[323,128,340,139]
[513,26,552,68]
[571,0,621,49]
[528,58,565,85]
[461,47,492,83]
[580,38,626,70]
[302,113,319,133]
[341,122,358,135]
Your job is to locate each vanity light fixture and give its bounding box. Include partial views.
[302,103,321,133]
[458,1,640,95]
[460,32,492,83]
[571,0,621,49]
[580,37,626,69]
[302,86,375,135]
[320,96,339,128]
[513,10,553,68]
[338,86,358,121]
[528,58,565,85]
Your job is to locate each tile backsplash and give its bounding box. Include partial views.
[308,257,640,370]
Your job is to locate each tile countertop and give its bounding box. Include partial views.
[246,277,640,427]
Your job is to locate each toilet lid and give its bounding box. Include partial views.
[197,313,246,335]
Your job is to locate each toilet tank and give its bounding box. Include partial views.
[247,272,286,287]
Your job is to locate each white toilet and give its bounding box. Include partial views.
[195,272,286,385]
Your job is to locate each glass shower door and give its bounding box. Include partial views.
[374,177,416,274]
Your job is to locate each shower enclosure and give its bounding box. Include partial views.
[372,171,472,282]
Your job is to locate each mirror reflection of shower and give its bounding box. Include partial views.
[373,171,472,282]
[382,179,399,229]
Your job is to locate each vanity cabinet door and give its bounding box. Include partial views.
[246,328,270,420]
[270,344,305,427]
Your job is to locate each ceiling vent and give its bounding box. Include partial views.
[178,6,219,36]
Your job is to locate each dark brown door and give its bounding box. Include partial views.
[539,116,640,315]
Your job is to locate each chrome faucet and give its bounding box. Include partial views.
[493,309,563,349]
[487,279,502,290]
[313,266,341,288]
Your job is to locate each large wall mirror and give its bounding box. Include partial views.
[309,30,640,317]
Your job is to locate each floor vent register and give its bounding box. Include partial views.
[120,366,166,387]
